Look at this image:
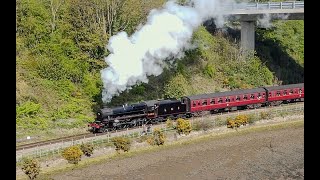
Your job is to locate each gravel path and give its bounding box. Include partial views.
[51,120,304,180]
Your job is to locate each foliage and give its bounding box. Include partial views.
[166,119,174,129]
[176,118,192,135]
[16,0,303,138]
[256,20,304,84]
[16,101,41,118]
[112,136,131,153]
[192,120,212,131]
[80,143,94,157]
[21,157,41,180]
[227,115,249,128]
[147,128,166,146]
[260,111,272,120]
[164,73,190,99]
[62,145,83,164]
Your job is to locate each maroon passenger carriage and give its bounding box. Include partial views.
[263,83,304,106]
[182,88,267,116]
[181,83,304,117]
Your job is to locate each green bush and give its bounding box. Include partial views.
[21,157,41,180]
[80,143,94,157]
[112,137,131,153]
[16,101,41,118]
[62,145,83,164]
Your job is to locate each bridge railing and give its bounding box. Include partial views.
[223,1,304,11]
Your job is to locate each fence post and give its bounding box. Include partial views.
[293,1,295,9]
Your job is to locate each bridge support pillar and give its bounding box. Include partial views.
[241,21,255,54]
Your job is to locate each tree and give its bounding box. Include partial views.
[164,73,190,99]
[62,145,83,164]
[21,158,41,180]
[49,0,65,33]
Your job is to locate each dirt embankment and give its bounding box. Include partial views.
[51,120,304,180]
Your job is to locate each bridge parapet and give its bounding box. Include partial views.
[223,1,304,11]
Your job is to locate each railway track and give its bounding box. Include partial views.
[16,102,304,151]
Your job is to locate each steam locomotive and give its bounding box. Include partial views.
[88,83,304,133]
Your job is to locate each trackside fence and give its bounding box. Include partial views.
[16,103,304,163]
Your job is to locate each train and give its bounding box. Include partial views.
[88,83,304,133]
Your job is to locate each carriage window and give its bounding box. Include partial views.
[250,94,255,99]
[258,93,261,99]
[269,92,272,97]
[202,100,207,105]
[289,90,293,94]
[218,98,223,103]
[193,102,196,107]
[164,108,166,112]
[226,97,230,102]
[299,89,302,94]
[171,107,174,111]
[178,106,180,110]
[210,99,215,104]
[283,90,287,95]
[276,91,281,96]
[243,95,248,100]
[198,102,201,106]
[236,96,240,101]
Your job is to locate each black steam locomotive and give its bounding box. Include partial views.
[89,83,304,133]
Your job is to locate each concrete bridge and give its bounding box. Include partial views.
[220,1,304,52]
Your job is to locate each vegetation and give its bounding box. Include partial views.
[112,136,131,153]
[166,119,175,129]
[21,158,41,180]
[80,143,95,157]
[62,145,83,164]
[16,0,303,138]
[147,128,166,146]
[227,114,249,129]
[176,118,192,135]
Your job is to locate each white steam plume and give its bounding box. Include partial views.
[101,0,235,103]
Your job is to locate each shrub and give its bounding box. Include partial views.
[166,119,174,129]
[247,114,259,124]
[147,128,166,146]
[62,145,83,164]
[227,115,249,129]
[227,118,237,129]
[234,114,249,126]
[192,120,211,131]
[112,137,131,153]
[80,143,94,157]
[176,118,192,135]
[21,158,41,180]
[260,111,272,120]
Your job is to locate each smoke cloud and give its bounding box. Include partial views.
[101,0,238,102]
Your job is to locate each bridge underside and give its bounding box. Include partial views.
[226,12,303,53]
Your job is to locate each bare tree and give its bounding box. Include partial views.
[50,0,65,33]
